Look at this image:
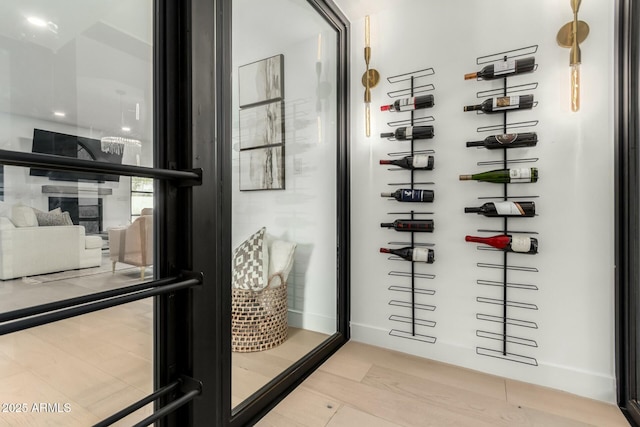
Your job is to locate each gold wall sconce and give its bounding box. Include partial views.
[557,0,589,112]
[362,15,380,137]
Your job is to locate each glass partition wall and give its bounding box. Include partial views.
[0,0,348,424]
[0,1,158,425]
[230,0,346,412]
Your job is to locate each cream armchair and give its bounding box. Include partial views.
[108,208,153,280]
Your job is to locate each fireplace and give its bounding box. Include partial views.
[49,197,103,234]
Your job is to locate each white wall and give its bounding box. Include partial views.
[231,0,339,334]
[337,0,617,402]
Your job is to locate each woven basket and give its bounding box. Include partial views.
[231,280,288,352]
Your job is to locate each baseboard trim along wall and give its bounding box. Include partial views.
[288,309,336,335]
[349,322,617,404]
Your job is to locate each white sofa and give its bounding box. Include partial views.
[0,215,103,281]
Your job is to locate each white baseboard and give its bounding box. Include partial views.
[288,309,336,335]
[350,321,617,404]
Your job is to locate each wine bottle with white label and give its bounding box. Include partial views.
[459,167,538,184]
[380,126,434,140]
[380,219,434,232]
[466,132,538,149]
[464,201,535,217]
[465,234,538,254]
[464,57,536,81]
[381,94,434,112]
[379,154,434,170]
[381,189,434,203]
[463,95,534,114]
[380,247,435,263]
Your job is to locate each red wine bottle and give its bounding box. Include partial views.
[381,189,434,202]
[379,154,434,170]
[465,234,538,254]
[464,57,535,80]
[466,132,538,149]
[381,94,434,112]
[463,95,534,114]
[381,219,434,232]
[380,126,434,140]
[464,201,535,217]
[380,247,434,263]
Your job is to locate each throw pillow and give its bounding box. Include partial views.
[32,207,61,216]
[35,210,73,226]
[11,204,38,227]
[268,239,297,287]
[232,227,269,291]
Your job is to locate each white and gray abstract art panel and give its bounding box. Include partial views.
[239,145,285,191]
[238,54,284,108]
[239,101,284,150]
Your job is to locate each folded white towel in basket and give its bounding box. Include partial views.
[268,239,297,288]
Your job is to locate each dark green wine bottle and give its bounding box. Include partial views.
[459,168,538,184]
[464,57,535,80]
[380,126,434,140]
[463,95,534,114]
[466,132,538,149]
[464,201,535,217]
[379,154,434,170]
[380,219,434,232]
[380,247,435,263]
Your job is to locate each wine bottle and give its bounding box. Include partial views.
[465,234,538,254]
[464,201,535,217]
[381,189,434,202]
[466,132,538,149]
[380,247,435,263]
[380,125,434,140]
[463,95,534,114]
[380,219,434,232]
[464,57,535,80]
[379,154,434,170]
[459,167,538,184]
[381,94,434,112]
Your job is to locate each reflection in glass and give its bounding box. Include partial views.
[0,1,155,424]
[0,300,153,425]
[232,0,338,408]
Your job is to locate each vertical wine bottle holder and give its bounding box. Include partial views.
[382,67,437,344]
[466,45,540,366]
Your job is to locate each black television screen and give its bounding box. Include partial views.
[30,129,123,182]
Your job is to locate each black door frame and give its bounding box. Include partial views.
[184,0,351,425]
[616,0,640,425]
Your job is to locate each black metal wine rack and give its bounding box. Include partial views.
[381,67,437,344]
[466,45,540,366]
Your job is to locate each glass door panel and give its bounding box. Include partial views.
[0,1,155,424]
[231,0,339,409]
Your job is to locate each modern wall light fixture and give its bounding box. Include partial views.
[362,15,379,137]
[557,0,589,112]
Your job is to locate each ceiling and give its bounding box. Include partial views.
[330,0,395,21]
[232,0,336,67]
[2,0,347,145]
[0,0,153,141]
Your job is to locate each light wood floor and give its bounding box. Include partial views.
[0,293,326,426]
[0,262,631,426]
[233,328,329,406]
[257,341,630,427]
